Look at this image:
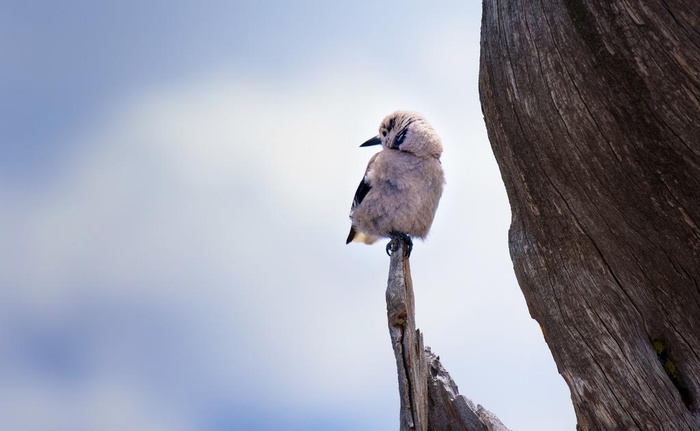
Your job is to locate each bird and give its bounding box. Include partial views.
[346,111,444,257]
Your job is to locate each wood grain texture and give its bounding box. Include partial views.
[386,245,429,431]
[386,244,511,430]
[425,348,511,431]
[479,0,700,429]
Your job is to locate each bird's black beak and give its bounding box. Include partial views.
[360,136,382,147]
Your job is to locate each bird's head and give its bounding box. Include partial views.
[360,111,442,158]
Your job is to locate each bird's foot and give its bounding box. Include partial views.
[386,240,398,256]
[386,232,413,258]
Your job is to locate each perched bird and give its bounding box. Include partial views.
[346,111,444,257]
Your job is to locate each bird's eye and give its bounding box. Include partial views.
[381,129,387,137]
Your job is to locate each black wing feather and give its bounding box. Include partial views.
[347,154,377,244]
[346,177,371,244]
[351,177,372,210]
[345,226,357,244]
[347,173,371,244]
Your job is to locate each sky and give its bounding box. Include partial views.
[0,1,576,430]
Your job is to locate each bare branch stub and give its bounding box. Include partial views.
[385,242,511,431]
[386,242,428,431]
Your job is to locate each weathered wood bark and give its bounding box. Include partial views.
[425,348,512,431]
[480,0,700,429]
[386,244,511,431]
[387,246,429,431]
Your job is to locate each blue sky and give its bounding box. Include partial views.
[1,1,576,430]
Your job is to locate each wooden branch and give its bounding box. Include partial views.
[425,348,511,431]
[386,242,511,431]
[386,244,428,431]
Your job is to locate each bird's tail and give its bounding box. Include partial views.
[346,227,379,245]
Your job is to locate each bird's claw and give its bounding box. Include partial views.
[386,239,399,256]
[386,232,413,258]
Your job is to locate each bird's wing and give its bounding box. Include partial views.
[351,176,372,211]
[346,226,358,244]
[350,152,379,211]
[346,177,370,245]
[347,153,380,244]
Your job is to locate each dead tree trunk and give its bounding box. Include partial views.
[386,243,511,431]
[479,0,700,429]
